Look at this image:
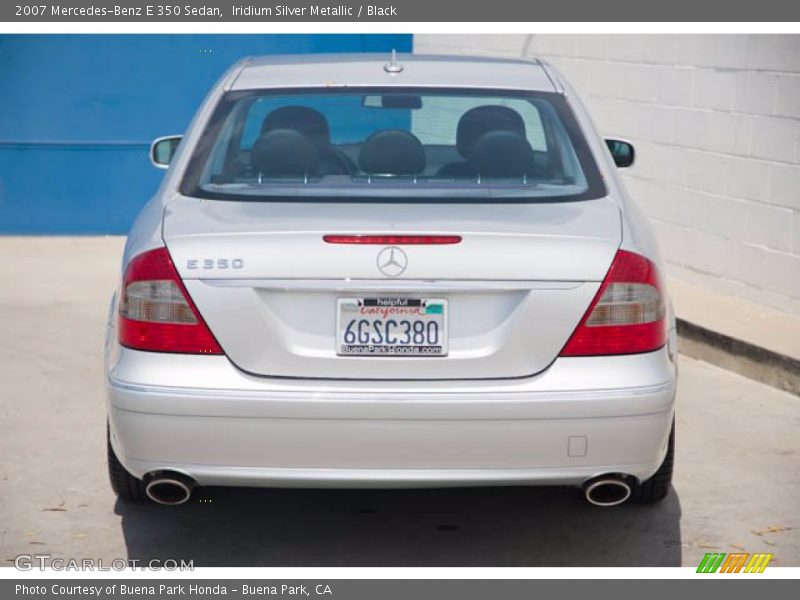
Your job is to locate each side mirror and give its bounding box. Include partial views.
[149,135,182,169]
[605,139,635,168]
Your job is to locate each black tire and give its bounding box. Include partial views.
[629,420,675,504]
[107,425,147,502]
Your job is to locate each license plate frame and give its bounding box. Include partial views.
[336,297,448,357]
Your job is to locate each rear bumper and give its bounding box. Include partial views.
[106,346,677,488]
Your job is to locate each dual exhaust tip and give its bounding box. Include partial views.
[142,472,633,507]
[144,472,195,506]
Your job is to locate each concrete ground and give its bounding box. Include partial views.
[668,275,800,362]
[668,273,800,395]
[0,237,798,567]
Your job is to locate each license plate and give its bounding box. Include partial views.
[337,297,448,356]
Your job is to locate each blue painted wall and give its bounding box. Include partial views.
[0,34,412,234]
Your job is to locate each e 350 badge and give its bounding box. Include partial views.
[186,258,244,270]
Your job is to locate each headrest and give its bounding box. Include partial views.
[456,105,526,158]
[469,131,536,178]
[261,106,331,148]
[358,130,426,175]
[251,129,319,177]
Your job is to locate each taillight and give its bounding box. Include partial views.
[118,247,223,354]
[560,250,666,356]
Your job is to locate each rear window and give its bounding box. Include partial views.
[180,88,605,202]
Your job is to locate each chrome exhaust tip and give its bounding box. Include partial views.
[144,472,195,506]
[583,476,632,507]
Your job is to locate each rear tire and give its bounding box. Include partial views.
[629,420,675,504]
[107,425,147,502]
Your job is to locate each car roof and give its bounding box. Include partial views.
[229,53,558,93]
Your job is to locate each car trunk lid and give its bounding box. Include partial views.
[163,196,621,379]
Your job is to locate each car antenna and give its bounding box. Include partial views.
[384,49,404,74]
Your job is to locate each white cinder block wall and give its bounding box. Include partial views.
[415,35,800,316]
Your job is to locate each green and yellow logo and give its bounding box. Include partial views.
[697,552,773,573]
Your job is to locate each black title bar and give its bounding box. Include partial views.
[4,0,800,22]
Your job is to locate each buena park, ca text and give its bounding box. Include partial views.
[17,585,334,597]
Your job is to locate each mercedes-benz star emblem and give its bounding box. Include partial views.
[376,246,408,277]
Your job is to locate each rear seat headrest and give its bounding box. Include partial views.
[456,105,527,159]
[469,130,536,178]
[251,129,318,177]
[358,130,426,175]
[261,106,331,148]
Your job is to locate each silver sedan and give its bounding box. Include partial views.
[105,53,677,507]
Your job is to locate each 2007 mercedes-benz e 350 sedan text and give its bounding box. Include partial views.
[105,54,677,507]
